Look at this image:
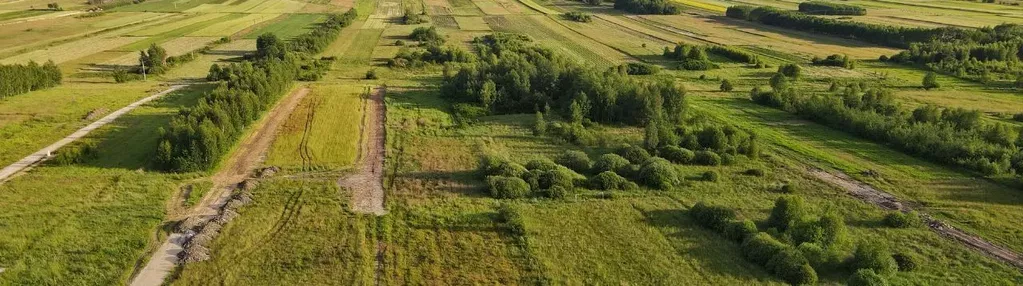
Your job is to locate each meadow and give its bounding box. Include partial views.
[266,84,366,171]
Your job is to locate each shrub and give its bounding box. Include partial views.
[51,142,98,166]
[558,151,593,173]
[851,241,898,276]
[744,168,765,176]
[893,252,918,272]
[779,183,796,193]
[496,204,526,236]
[564,11,593,22]
[694,150,721,166]
[767,196,806,231]
[539,168,576,190]
[660,146,695,164]
[544,185,569,199]
[725,5,754,19]
[766,248,817,286]
[477,155,527,178]
[724,219,758,242]
[797,242,826,268]
[679,59,718,70]
[847,269,888,286]
[592,153,632,174]
[409,26,444,44]
[589,171,633,190]
[720,79,734,91]
[778,63,802,79]
[689,202,736,232]
[922,72,940,90]
[487,176,531,199]
[743,232,788,265]
[365,68,379,79]
[883,211,921,228]
[702,170,720,182]
[638,158,680,190]
[525,158,559,171]
[799,1,866,15]
[616,144,652,164]
[720,153,736,165]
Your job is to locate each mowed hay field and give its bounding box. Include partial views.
[267,84,365,171]
[244,13,327,39]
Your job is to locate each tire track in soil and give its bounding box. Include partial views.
[130,87,311,286]
[808,168,1023,271]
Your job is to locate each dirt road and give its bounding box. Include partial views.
[340,86,386,215]
[0,85,185,183]
[129,87,310,286]
[809,168,1023,270]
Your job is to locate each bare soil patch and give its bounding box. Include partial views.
[340,86,386,215]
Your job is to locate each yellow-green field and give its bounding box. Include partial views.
[267,84,366,171]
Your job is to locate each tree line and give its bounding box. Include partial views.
[883,25,1023,84]
[798,1,867,15]
[613,0,681,15]
[662,43,765,69]
[751,84,1023,177]
[0,60,61,99]
[155,9,357,172]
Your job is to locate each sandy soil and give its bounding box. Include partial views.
[340,86,386,215]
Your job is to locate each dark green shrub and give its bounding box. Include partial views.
[593,153,631,174]
[477,155,525,177]
[694,150,721,166]
[893,252,918,272]
[616,144,652,164]
[525,158,560,171]
[702,170,720,182]
[365,68,378,79]
[558,150,593,173]
[883,211,921,228]
[589,171,632,190]
[487,176,531,199]
[766,248,817,286]
[744,168,765,176]
[539,168,576,190]
[767,196,806,231]
[660,145,695,164]
[496,204,526,236]
[51,142,98,166]
[689,202,736,232]
[544,185,569,199]
[638,158,680,190]
[721,153,736,165]
[851,241,898,276]
[847,269,888,286]
[797,242,826,268]
[779,183,796,193]
[724,219,758,242]
[742,232,788,265]
[522,170,541,190]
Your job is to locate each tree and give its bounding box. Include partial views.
[139,44,168,73]
[644,120,660,150]
[767,196,806,231]
[720,79,734,92]
[778,63,802,79]
[533,111,547,136]
[480,80,497,110]
[922,72,940,90]
[769,72,788,90]
[256,33,287,59]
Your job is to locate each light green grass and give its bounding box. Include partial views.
[243,13,326,39]
[266,84,365,171]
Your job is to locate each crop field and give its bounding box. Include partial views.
[266,84,365,171]
[4,0,1023,284]
[244,13,326,39]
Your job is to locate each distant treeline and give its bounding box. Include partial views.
[885,24,1023,84]
[155,9,357,172]
[613,0,681,15]
[0,61,61,99]
[752,85,1023,176]
[662,43,764,69]
[443,33,686,126]
[798,1,867,15]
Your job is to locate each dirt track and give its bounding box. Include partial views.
[340,86,386,215]
[130,87,310,286]
[808,168,1023,270]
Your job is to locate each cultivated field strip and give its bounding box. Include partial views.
[127,13,229,37]
[486,15,628,67]
[188,13,280,37]
[0,36,145,64]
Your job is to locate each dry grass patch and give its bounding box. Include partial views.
[267,84,366,171]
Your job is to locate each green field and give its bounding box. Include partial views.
[244,13,326,39]
[266,84,366,171]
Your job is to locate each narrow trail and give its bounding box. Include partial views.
[0,85,185,184]
[129,87,310,286]
[808,168,1023,270]
[340,86,386,215]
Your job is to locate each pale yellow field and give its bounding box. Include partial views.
[454,16,491,31]
[127,13,229,36]
[187,13,279,36]
[187,0,270,13]
[102,36,220,66]
[246,0,307,13]
[1,36,144,64]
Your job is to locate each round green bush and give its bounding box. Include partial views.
[621,181,640,191]
[893,252,918,272]
[694,150,722,166]
[544,185,569,199]
[689,202,736,232]
[616,144,651,164]
[638,158,680,190]
[724,219,758,242]
[847,269,888,286]
[589,171,630,190]
[721,153,736,165]
[539,168,575,190]
[492,161,527,178]
[487,176,531,199]
[593,153,631,174]
[660,145,695,164]
[744,168,765,176]
[797,242,825,267]
[766,248,817,286]
[852,241,898,276]
[557,150,592,173]
[702,170,720,182]
[883,211,921,228]
[742,232,787,265]
[767,196,806,231]
[521,170,541,190]
[779,183,796,193]
[525,158,559,171]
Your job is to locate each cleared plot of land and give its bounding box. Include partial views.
[486,15,627,67]
[267,84,365,171]
[454,16,491,30]
[127,13,229,37]
[339,28,383,65]
[0,10,56,23]
[0,11,170,57]
[0,36,144,64]
[0,86,208,285]
[558,15,669,58]
[516,0,559,15]
[245,0,309,13]
[244,13,325,39]
[170,180,377,285]
[188,13,279,36]
[473,0,513,15]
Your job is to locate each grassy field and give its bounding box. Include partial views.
[485,15,627,67]
[187,13,279,37]
[0,85,209,285]
[243,13,326,39]
[266,84,366,171]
